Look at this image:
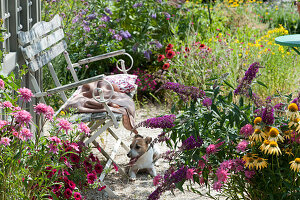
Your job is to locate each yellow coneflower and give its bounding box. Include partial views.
[283,130,292,139]
[289,158,300,172]
[244,157,255,169]
[250,129,267,142]
[288,118,300,129]
[284,148,294,157]
[286,103,299,120]
[260,140,270,153]
[265,141,281,156]
[254,117,262,129]
[254,157,268,170]
[268,127,284,142]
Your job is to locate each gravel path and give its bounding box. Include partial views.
[87,105,224,200]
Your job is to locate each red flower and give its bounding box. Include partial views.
[166,50,176,59]
[67,180,76,190]
[98,185,106,191]
[73,192,82,200]
[199,44,206,49]
[87,173,97,184]
[84,160,93,172]
[165,44,174,52]
[185,47,190,53]
[70,154,80,163]
[52,183,62,193]
[64,188,72,199]
[162,63,170,70]
[95,163,103,174]
[113,163,118,171]
[157,54,165,62]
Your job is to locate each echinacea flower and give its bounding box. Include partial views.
[2,101,12,108]
[286,103,299,120]
[265,141,281,156]
[34,103,49,115]
[244,157,255,169]
[283,130,292,139]
[268,127,284,142]
[250,129,266,142]
[57,118,72,134]
[254,157,268,170]
[14,110,32,126]
[289,158,300,172]
[19,128,33,141]
[260,140,270,153]
[288,118,300,129]
[18,87,33,102]
[236,140,248,152]
[254,117,262,126]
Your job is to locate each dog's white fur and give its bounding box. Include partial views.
[127,135,160,179]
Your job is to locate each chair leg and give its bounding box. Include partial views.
[84,120,113,145]
[107,127,130,152]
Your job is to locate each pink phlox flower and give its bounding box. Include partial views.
[0,79,5,90]
[2,101,13,108]
[78,122,90,135]
[153,174,162,186]
[34,103,49,115]
[14,110,32,126]
[213,181,223,192]
[57,118,72,134]
[216,168,229,183]
[20,128,33,141]
[236,140,248,152]
[45,106,54,121]
[186,168,195,180]
[0,137,11,146]
[48,136,62,145]
[18,87,33,102]
[70,143,79,152]
[244,170,255,179]
[48,143,59,154]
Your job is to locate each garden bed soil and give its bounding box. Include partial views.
[87,105,224,200]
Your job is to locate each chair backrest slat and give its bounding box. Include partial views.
[27,40,67,71]
[18,15,62,46]
[21,28,64,60]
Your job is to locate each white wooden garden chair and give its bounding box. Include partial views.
[17,14,133,197]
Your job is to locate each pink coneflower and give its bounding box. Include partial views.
[186,168,195,180]
[34,103,49,115]
[236,140,248,152]
[48,143,59,154]
[0,137,11,146]
[240,124,254,137]
[64,188,72,199]
[45,106,54,121]
[14,110,32,126]
[95,163,103,174]
[20,128,33,141]
[153,174,162,186]
[78,122,90,135]
[0,79,5,90]
[87,173,97,184]
[216,168,229,183]
[48,136,62,145]
[18,87,33,102]
[57,118,72,134]
[206,144,217,155]
[2,101,12,108]
[73,192,82,200]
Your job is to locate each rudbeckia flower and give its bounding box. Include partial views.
[286,103,299,120]
[254,157,268,170]
[250,129,266,142]
[288,118,300,129]
[268,127,284,142]
[283,130,292,139]
[289,158,300,172]
[259,140,270,153]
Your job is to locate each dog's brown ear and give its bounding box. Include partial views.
[145,137,152,144]
[134,134,143,139]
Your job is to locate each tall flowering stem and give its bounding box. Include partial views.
[161,82,205,102]
[134,114,176,130]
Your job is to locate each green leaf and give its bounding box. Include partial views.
[256,80,268,88]
[223,80,234,89]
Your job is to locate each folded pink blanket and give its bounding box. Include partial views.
[65,80,136,131]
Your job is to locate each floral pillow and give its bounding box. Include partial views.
[104,74,137,93]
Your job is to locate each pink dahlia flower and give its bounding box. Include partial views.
[14,110,32,126]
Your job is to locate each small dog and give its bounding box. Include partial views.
[127,135,160,179]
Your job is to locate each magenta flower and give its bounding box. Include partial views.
[87,173,97,184]
[240,124,254,137]
[70,154,80,163]
[0,120,8,129]
[48,136,62,144]
[67,180,76,190]
[20,128,33,141]
[0,79,5,90]
[95,163,103,174]
[73,192,82,200]
[216,168,229,183]
[45,106,54,121]
[57,118,72,134]
[236,140,248,152]
[186,168,195,180]
[206,144,217,155]
[2,101,13,108]
[78,122,90,135]
[64,188,72,199]
[18,87,33,102]
[213,181,223,192]
[153,174,162,186]
[0,137,11,146]
[14,110,32,126]
[202,97,212,107]
[48,143,59,154]
[34,103,49,115]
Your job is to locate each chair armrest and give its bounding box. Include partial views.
[73,49,126,67]
[34,74,105,98]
